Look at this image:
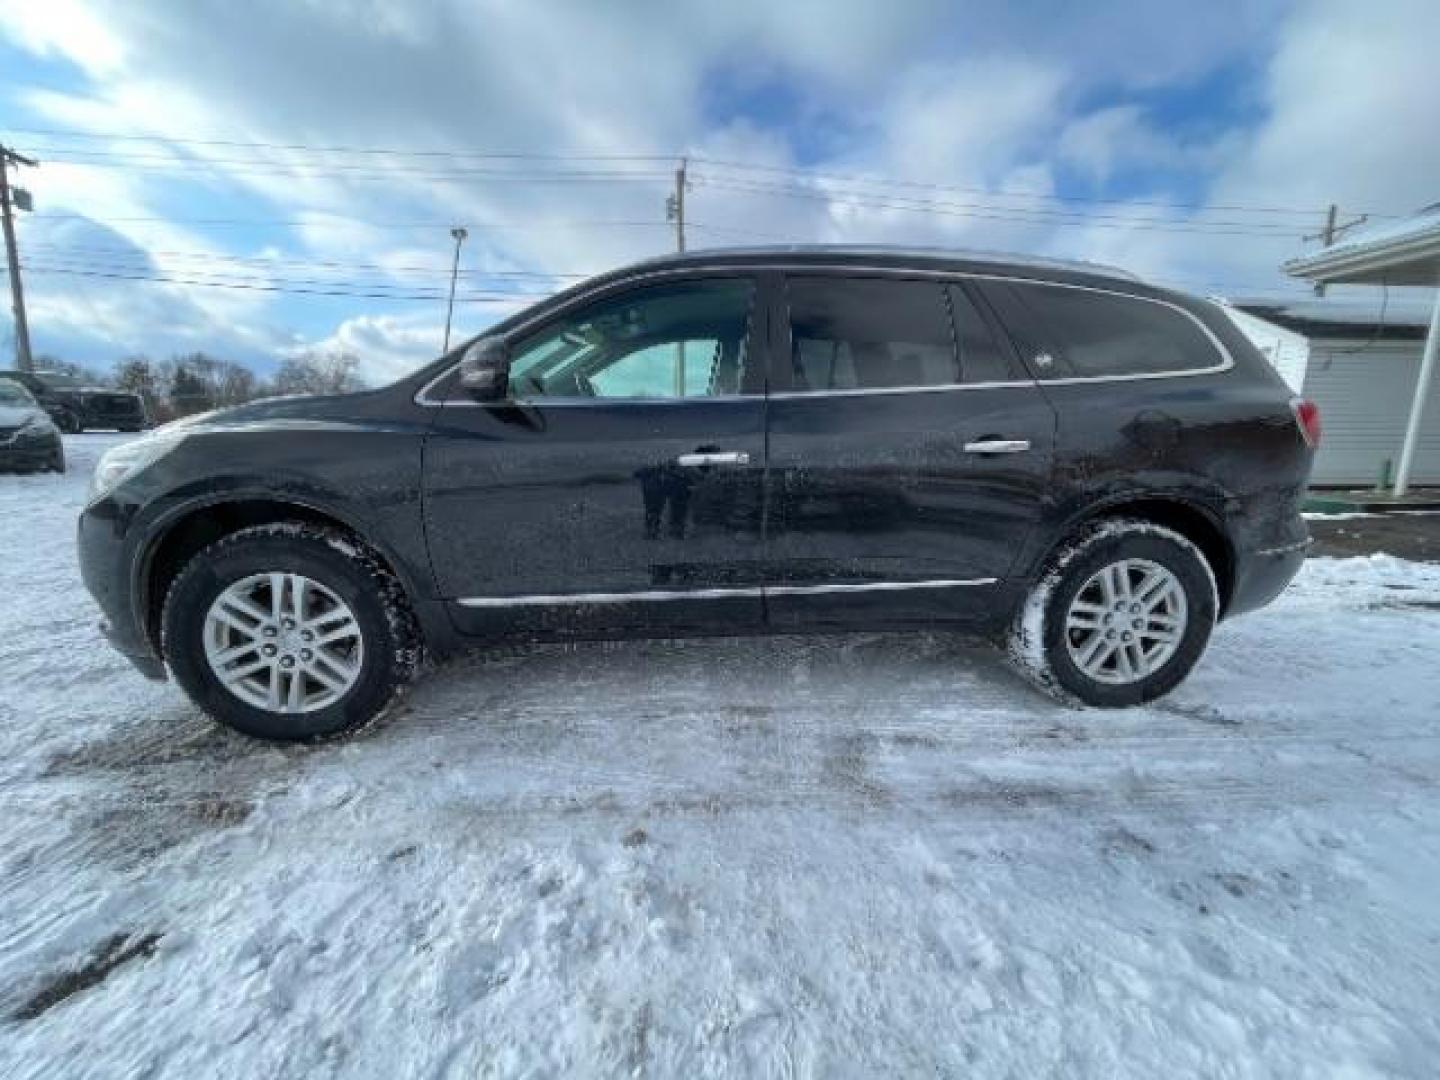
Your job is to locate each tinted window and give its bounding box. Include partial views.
[1008,282,1221,378]
[787,278,956,390]
[948,285,1018,383]
[507,278,753,399]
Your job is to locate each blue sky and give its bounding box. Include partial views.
[1,0,1436,382]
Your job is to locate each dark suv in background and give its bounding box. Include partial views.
[78,246,1317,740]
[1,369,146,433]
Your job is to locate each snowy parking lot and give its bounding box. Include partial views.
[2,434,1439,1077]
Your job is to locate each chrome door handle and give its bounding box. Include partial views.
[963,439,1031,454]
[676,451,750,467]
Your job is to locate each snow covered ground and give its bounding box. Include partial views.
[2,434,1439,1078]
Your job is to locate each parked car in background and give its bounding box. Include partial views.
[78,246,1318,741]
[0,377,64,473]
[0,370,146,433]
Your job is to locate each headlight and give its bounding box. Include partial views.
[90,434,186,500]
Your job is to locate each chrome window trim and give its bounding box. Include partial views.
[456,577,997,608]
[769,380,1033,400]
[415,262,1232,407]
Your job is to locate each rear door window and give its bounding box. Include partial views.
[1000,282,1223,379]
[786,277,955,391]
[783,276,1016,391]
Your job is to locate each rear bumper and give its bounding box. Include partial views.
[1226,535,1310,618]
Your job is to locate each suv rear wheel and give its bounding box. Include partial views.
[1008,518,1218,707]
[162,523,421,740]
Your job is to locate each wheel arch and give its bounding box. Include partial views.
[138,495,423,655]
[1030,494,1235,616]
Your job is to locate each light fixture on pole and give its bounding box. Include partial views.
[442,226,469,354]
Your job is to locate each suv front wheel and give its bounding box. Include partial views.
[162,523,421,740]
[1008,518,1218,707]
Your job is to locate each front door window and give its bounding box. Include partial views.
[507,279,754,400]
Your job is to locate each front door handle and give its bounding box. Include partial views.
[963,438,1031,455]
[676,451,750,467]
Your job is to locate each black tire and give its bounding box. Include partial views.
[54,411,81,434]
[162,523,422,740]
[48,445,65,473]
[1007,518,1218,708]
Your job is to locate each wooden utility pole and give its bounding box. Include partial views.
[666,158,689,395]
[442,226,468,353]
[1314,204,1338,297]
[0,144,38,372]
[667,157,687,253]
[1305,203,1369,297]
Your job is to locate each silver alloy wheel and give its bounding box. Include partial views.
[202,572,364,714]
[1063,558,1188,685]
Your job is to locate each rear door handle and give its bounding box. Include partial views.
[676,451,750,467]
[963,439,1031,455]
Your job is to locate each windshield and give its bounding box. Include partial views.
[0,378,37,405]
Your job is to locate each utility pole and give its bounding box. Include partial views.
[666,159,688,395]
[1305,203,1369,297]
[1,143,38,372]
[442,226,468,354]
[666,157,687,253]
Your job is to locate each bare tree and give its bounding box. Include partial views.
[114,355,161,416]
[271,350,365,397]
[33,354,109,386]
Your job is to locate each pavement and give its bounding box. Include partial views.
[1307,510,1440,563]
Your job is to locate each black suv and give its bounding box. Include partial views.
[2,369,146,433]
[79,247,1317,740]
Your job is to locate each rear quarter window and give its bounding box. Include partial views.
[1004,282,1225,379]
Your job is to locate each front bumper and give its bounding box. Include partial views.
[78,496,168,681]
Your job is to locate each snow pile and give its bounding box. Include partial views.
[1,436,1438,1077]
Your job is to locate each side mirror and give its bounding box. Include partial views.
[458,336,510,401]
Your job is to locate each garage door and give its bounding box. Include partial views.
[1303,341,1440,487]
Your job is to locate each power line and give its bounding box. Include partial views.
[22,241,590,279]
[692,177,1311,237]
[25,211,676,231]
[21,263,553,303]
[4,127,673,162]
[12,250,1330,306]
[689,157,1397,220]
[5,127,1407,220]
[33,154,675,184]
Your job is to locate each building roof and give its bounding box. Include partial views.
[1284,203,1440,286]
[1232,293,1433,340]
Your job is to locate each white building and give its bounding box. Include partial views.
[1222,295,1438,488]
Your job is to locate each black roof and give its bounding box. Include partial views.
[614,244,1144,289]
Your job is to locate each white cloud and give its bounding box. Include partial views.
[1,0,1435,375]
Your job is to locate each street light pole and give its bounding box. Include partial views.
[442,226,468,354]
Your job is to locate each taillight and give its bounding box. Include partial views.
[1291,397,1321,448]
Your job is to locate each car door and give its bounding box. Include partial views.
[762,271,1057,626]
[422,272,769,637]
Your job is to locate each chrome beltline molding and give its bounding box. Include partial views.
[456,577,998,608]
